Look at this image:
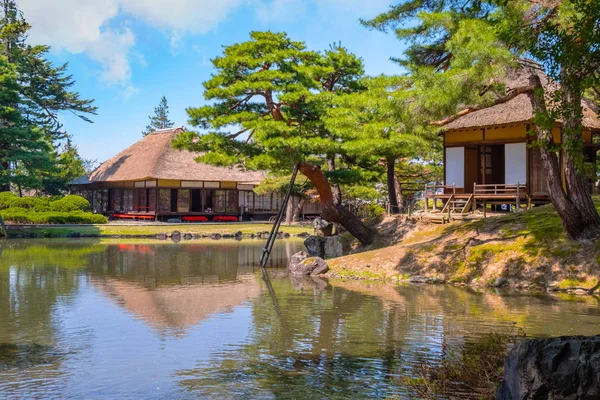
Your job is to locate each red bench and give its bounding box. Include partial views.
[212,216,239,222]
[113,213,155,220]
[182,216,208,222]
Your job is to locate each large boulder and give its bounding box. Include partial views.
[304,236,326,258]
[288,251,329,276]
[324,236,343,259]
[496,335,600,400]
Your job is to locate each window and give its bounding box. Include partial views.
[214,190,226,213]
[226,190,238,213]
[177,189,190,213]
[112,189,123,211]
[148,189,157,212]
[123,190,133,212]
[158,189,170,212]
[255,193,271,212]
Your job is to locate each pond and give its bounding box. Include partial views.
[0,239,599,399]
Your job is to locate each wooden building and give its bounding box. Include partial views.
[72,127,319,221]
[425,67,600,219]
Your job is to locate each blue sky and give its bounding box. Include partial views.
[18,0,405,163]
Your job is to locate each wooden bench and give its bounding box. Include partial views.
[212,216,239,222]
[182,216,208,223]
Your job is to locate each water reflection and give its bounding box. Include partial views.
[0,239,599,399]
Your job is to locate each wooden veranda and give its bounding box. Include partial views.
[422,183,532,223]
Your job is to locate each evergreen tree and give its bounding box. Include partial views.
[0,0,96,193]
[366,0,600,240]
[175,32,375,244]
[325,75,440,214]
[142,96,174,136]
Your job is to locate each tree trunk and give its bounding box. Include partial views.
[285,196,294,225]
[527,74,598,239]
[394,172,404,213]
[293,198,305,222]
[559,73,600,238]
[299,161,375,245]
[386,157,401,214]
[327,157,342,206]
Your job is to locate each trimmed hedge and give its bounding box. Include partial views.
[0,194,105,224]
[49,195,90,212]
[0,209,107,224]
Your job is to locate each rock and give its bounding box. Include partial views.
[193,233,201,239]
[304,236,326,258]
[496,335,600,400]
[288,251,329,276]
[297,232,310,238]
[156,232,167,240]
[234,231,243,238]
[324,236,343,259]
[167,218,181,224]
[171,230,181,239]
[211,233,222,240]
[313,217,333,236]
[183,233,193,240]
[222,233,234,239]
[409,275,432,284]
[250,233,256,238]
[283,232,291,238]
[493,277,509,288]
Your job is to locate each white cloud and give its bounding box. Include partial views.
[17,0,243,89]
[16,0,392,90]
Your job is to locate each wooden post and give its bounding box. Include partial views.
[483,200,487,218]
[424,185,429,213]
[516,182,521,212]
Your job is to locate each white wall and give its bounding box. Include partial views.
[445,147,464,188]
[505,143,527,185]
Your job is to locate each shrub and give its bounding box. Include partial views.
[49,195,90,213]
[0,210,107,224]
[9,196,51,212]
[404,328,525,400]
[0,192,17,210]
[365,203,386,225]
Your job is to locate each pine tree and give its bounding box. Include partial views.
[174,32,376,245]
[0,0,96,193]
[142,96,174,136]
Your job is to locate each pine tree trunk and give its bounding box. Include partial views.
[394,170,404,213]
[559,73,600,238]
[527,74,599,239]
[299,161,375,245]
[293,198,305,222]
[327,157,342,206]
[386,157,401,214]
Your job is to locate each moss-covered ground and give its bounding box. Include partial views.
[328,198,600,293]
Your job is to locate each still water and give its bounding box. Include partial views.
[0,239,599,399]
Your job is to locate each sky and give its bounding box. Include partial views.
[18,0,406,163]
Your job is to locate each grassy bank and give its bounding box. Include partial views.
[6,223,311,238]
[328,198,600,294]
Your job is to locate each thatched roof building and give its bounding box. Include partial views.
[437,65,599,203]
[72,127,289,220]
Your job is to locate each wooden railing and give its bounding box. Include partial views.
[424,184,456,197]
[473,183,523,196]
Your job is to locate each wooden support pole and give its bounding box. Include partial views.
[516,182,521,212]
[483,200,487,218]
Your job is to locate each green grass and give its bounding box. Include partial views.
[6,223,311,238]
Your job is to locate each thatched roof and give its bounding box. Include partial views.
[87,127,265,183]
[443,65,600,131]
